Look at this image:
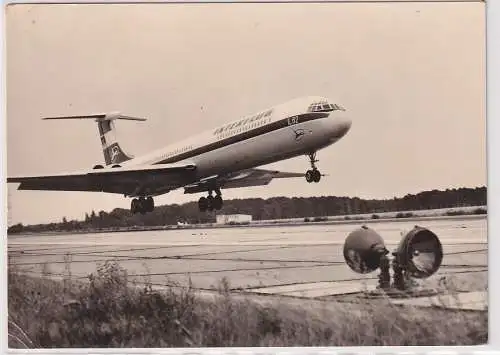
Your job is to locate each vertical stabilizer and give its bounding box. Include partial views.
[98,118,132,165]
[42,112,146,166]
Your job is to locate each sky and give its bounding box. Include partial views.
[5,1,486,225]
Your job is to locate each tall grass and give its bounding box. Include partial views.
[8,260,487,348]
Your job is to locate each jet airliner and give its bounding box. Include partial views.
[7,96,352,214]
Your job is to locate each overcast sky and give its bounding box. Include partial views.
[6,1,486,225]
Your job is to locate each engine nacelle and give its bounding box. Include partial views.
[93,164,104,169]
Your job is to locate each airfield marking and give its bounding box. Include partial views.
[8,219,488,312]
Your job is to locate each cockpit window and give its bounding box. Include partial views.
[331,104,346,111]
[308,102,346,113]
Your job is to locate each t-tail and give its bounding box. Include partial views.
[42,112,146,166]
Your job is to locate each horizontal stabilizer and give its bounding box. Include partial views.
[42,112,146,122]
[42,112,146,165]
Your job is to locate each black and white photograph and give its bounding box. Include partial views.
[5,0,488,349]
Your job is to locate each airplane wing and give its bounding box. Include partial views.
[184,168,304,194]
[7,164,197,197]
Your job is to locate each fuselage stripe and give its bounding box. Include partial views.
[155,112,329,165]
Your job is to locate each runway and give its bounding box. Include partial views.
[8,217,487,310]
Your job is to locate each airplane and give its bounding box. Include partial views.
[7,96,352,214]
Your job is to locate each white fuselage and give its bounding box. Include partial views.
[121,96,351,183]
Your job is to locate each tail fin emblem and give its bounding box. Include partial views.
[110,146,121,163]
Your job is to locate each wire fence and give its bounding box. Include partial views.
[8,241,488,297]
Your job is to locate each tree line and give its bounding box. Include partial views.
[8,186,486,234]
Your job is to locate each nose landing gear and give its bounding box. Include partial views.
[305,152,322,183]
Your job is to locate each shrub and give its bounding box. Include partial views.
[8,260,487,348]
[473,208,487,215]
[446,210,466,216]
[395,212,413,218]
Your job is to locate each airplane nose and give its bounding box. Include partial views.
[335,116,352,137]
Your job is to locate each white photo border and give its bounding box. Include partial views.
[1,0,497,354]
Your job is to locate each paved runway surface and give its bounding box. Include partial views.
[8,217,487,310]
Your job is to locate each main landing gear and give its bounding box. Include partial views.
[305,152,322,183]
[198,188,223,212]
[130,196,154,214]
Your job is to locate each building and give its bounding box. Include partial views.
[216,214,252,225]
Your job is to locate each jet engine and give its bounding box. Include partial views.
[343,224,443,291]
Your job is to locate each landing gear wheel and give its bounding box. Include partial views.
[306,170,314,183]
[131,198,139,214]
[312,169,321,183]
[207,195,215,211]
[130,197,155,214]
[138,197,147,215]
[145,196,154,212]
[198,197,208,212]
[213,195,223,210]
